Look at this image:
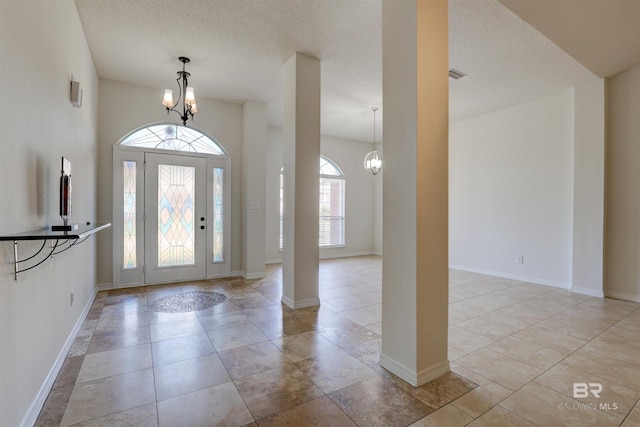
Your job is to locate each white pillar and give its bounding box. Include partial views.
[572,79,605,297]
[281,52,321,309]
[380,0,450,386]
[242,100,268,279]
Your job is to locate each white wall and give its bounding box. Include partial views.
[605,63,640,302]
[449,88,575,287]
[96,80,243,285]
[0,1,99,425]
[265,126,377,263]
[572,79,605,297]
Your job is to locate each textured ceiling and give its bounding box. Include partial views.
[74,0,634,143]
[498,0,640,78]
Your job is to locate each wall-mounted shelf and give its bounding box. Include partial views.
[0,222,111,280]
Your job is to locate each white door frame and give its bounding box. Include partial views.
[112,145,231,287]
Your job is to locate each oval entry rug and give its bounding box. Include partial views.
[149,291,226,313]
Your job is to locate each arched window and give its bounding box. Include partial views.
[280,156,346,249]
[119,123,226,155]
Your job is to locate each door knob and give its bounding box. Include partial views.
[200,225,206,230]
[200,217,205,221]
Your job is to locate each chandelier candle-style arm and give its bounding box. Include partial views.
[162,56,197,126]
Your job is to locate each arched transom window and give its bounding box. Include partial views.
[119,123,226,155]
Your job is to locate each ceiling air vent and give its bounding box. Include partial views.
[448,68,467,80]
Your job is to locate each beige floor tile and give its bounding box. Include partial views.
[272,331,341,363]
[235,363,323,420]
[149,317,206,342]
[154,353,231,401]
[68,403,158,427]
[218,341,290,379]
[317,321,380,348]
[615,309,640,332]
[252,316,316,339]
[448,346,468,361]
[487,335,566,370]
[562,348,640,392]
[60,369,155,426]
[296,348,377,393]
[583,336,640,367]
[76,344,152,383]
[363,321,382,334]
[500,381,620,426]
[328,375,434,427]
[535,364,640,420]
[513,324,586,355]
[157,382,253,427]
[599,325,640,347]
[41,258,640,427]
[207,322,269,351]
[339,307,381,326]
[256,395,356,426]
[448,325,495,353]
[241,304,289,322]
[450,366,512,418]
[455,348,544,391]
[468,406,536,426]
[410,404,474,426]
[86,327,151,354]
[622,404,640,426]
[150,332,215,366]
[455,314,523,341]
[197,312,252,331]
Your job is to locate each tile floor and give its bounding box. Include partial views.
[35,256,640,426]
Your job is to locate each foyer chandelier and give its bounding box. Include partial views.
[364,107,382,175]
[162,57,197,126]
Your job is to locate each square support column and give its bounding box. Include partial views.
[379,0,450,386]
[242,100,268,279]
[281,52,321,309]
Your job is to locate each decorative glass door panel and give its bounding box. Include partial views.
[145,153,207,283]
[157,164,195,266]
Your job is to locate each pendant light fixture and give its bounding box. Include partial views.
[364,107,382,175]
[162,57,197,126]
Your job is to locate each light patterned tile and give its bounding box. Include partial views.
[256,396,355,426]
[468,406,536,426]
[500,381,620,426]
[455,348,544,391]
[157,382,253,427]
[154,353,231,401]
[486,336,565,370]
[410,404,473,427]
[535,364,640,420]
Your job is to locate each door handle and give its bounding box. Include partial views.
[200,225,206,230]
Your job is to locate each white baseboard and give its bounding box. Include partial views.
[605,291,640,303]
[97,282,113,290]
[379,354,450,386]
[571,286,604,298]
[448,264,570,289]
[21,289,98,427]
[266,251,378,265]
[231,271,266,280]
[281,296,320,310]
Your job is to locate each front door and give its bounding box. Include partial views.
[144,152,207,283]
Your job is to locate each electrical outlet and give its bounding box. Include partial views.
[516,255,524,264]
[70,291,74,306]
